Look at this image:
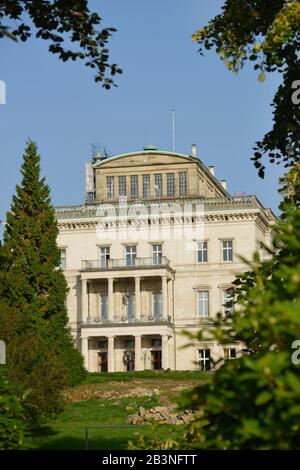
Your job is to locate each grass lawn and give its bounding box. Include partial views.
[27,371,209,450]
[27,396,181,450]
[83,370,209,384]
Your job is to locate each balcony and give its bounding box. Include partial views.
[81,257,170,271]
[82,314,172,326]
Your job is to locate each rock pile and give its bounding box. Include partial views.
[127,405,194,425]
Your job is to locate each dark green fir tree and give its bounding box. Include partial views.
[0,140,85,425]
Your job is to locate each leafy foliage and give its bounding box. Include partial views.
[0,0,122,88]
[132,163,300,450]
[0,367,27,450]
[192,0,300,176]
[0,140,86,426]
[178,165,300,449]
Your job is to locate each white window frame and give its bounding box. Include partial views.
[197,291,209,317]
[224,347,236,361]
[222,240,233,262]
[60,248,66,270]
[125,293,135,320]
[167,173,175,197]
[106,176,114,199]
[130,175,139,199]
[179,171,187,197]
[223,289,234,315]
[152,291,162,320]
[125,245,136,266]
[154,173,163,198]
[197,241,208,263]
[142,174,150,198]
[118,175,126,197]
[152,244,162,265]
[100,294,108,320]
[199,349,211,371]
[99,246,110,268]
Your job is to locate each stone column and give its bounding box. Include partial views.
[162,335,169,370]
[135,277,141,322]
[81,279,89,323]
[108,336,115,372]
[162,276,168,320]
[146,291,150,319]
[135,335,142,371]
[108,278,114,322]
[81,337,89,370]
[168,279,174,322]
[168,335,176,370]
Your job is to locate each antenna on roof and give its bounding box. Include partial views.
[172,109,175,152]
[91,142,113,162]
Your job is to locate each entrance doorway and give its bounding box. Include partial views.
[151,350,162,370]
[98,352,108,372]
[124,350,135,371]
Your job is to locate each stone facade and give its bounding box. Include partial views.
[56,147,275,373]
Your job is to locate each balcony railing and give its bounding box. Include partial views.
[81,257,170,271]
[82,314,172,325]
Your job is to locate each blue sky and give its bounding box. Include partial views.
[0,0,284,231]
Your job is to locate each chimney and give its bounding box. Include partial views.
[208,166,215,176]
[221,180,227,190]
[191,144,197,158]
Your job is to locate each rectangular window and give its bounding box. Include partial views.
[124,339,135,349]
[224,348,236,361]
[223,240,233,262]
[125,245,136,266]
[179,172,187,197]
[118,176,126,197]
[198,291,209,317]
[151,338,162,347]
[142,175,150,198]
[154,173,163,198]
[197,241,208,263]
[106,176,114,199]
[152,244,162,265]
[152,292,162,320]
[125,294,135,321]
[100,294,108,321]
[98,340,108,349]
[130,175,139,199]
[167,173,175,197]
[60,249,66,270]
[199,349,211,371]
[223,289,234,315]
[99,246,110,268]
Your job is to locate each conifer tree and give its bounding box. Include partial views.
[0,140,85,425]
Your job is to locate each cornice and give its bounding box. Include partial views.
[57,210,265,232]
[56,195,274,218]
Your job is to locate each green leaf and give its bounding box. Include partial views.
[255,391,273,406]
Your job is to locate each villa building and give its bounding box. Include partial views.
[56,145,275,372]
